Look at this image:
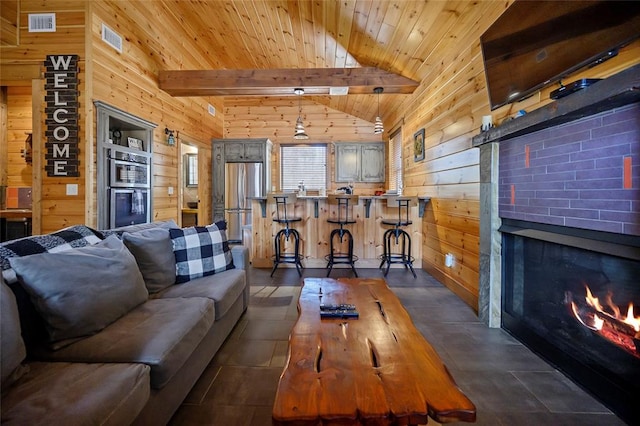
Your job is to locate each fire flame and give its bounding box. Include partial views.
[583,286,640,332]
[568,284,640,359]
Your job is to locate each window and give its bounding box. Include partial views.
[388,130,403,191]
[185,153,198,187]
[280,144,327,191]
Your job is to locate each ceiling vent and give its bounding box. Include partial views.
[101,24,123,53]
[28,13,56,32]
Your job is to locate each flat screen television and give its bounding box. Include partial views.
[481,0,640,110]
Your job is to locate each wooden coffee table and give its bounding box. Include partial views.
[272,277,476,425]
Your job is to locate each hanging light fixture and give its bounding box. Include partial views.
[293,88,309,140]
[373,87,384,134]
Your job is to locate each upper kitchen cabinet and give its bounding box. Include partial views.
[335,143,385,183]
[224,141,265,162]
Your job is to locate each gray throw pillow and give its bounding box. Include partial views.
[122,227,176,293]
[1,282,28,388]
[9,235,148,345]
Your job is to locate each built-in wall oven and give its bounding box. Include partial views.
[107,147,151,228]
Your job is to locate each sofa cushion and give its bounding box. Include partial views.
[1,362,150,426]
[154,268,246,320]
[99,219,179,238]
[1,282,28,389]
[0,224,103,284]
[9,235,148,346]
[169,221,234,284]
[122,227,176,293]
[40,297,215,389]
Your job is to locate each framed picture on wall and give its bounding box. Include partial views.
[413,128,425,162]
[127,137,144,151]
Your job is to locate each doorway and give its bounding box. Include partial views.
[180,143,198,226]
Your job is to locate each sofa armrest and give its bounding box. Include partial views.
[231,245,248,271]
[231,245,250,309]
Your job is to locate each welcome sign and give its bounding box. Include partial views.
[44,54,79,177]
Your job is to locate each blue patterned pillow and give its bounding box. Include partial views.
[169,221,234,284]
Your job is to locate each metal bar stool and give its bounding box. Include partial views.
[269,193,303,277]
[325,194,359,277]
[379,196,417,278]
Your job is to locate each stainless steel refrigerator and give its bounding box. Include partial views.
[224,162,263,243]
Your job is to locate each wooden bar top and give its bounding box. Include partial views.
[272,277,476,425]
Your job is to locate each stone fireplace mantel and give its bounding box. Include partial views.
[474,64,640,328]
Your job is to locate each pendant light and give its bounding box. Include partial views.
[293,88,309,140]
[373,87,384,134]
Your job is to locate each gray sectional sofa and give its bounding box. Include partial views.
[0,220,250,425]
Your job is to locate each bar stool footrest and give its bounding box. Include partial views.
[324,253,359,264]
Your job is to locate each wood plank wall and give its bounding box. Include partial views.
[0,1,225,233]
[225,97,385,194]
[223,4,640,312]
[4,86,32,189]
[1,0,87,232]
[380,2,640,310]
[88,1,223,228]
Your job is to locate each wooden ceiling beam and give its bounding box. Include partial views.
[158,67,419,96]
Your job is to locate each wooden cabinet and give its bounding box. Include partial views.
[212,138,272,222]
[224,142,264,161]
[335,143,385,183]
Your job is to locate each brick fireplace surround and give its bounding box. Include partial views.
[474,64,640,328]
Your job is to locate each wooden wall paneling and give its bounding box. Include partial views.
[1,88,7,189]
[30,80,41,235]
[5,86,32,188]
[1,0,19,47]
[381,2,512,310]
[89,1,223,226]
[0,1,88,234]
[198,145,212,225]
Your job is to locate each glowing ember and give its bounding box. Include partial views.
[568,285,640,359]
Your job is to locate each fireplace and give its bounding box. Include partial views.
[473,66,640,425]
[501,219,640,424]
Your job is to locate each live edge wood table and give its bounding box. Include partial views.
[272,277,476,425]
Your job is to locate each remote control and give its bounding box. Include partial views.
[320,309,359,319]
[320,304,356,311]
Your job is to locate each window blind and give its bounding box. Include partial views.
[280,144,327,190]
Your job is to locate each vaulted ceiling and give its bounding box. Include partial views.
[158,0,511,125]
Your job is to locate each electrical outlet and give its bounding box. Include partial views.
[66,184,78,196]
[168,186,174,195]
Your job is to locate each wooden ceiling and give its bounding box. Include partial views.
[160,0,511,124]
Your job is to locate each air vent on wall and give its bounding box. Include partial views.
[101,23,123,53]
[28,13,56,32]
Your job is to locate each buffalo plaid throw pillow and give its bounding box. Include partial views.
[169,221,234,284]
[1,225,104,284]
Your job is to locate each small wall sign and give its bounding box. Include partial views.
[44,54,79,177]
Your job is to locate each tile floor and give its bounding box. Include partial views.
[169,267,625,426]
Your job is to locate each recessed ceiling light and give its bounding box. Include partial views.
[329,87,349,96]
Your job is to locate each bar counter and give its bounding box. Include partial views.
[250,195,428,269]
